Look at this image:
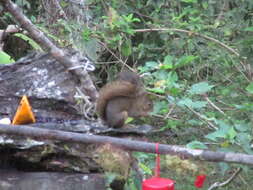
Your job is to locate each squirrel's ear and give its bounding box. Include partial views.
[117,71,141,86]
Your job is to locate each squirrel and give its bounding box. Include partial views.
[96,71,153,128]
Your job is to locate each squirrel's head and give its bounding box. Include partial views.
[129,94,153,117]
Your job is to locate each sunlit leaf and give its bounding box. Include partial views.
[14,33,42,50]
[0,51,15,64]
[174,55,198,69]
[160,55,173,69]
[243,27,253,31]
[189,82,214,95]
[125,117,134,124]
[148,87,165,94]
[246,82,253,93]
[121,39,132,57]
[205,121,235,141]
[139,163,152,175]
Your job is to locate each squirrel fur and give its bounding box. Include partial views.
[96,71,152,128]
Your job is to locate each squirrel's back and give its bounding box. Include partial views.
[96,80,137,120]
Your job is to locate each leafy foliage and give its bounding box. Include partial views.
[85,2,253,183]
[85,0,253,156]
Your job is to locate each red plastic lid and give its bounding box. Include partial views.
[142,177,174,190]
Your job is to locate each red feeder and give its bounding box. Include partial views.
[142,143,175,190]
[142,177,174,190]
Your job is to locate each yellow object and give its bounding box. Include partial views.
[12,95,36,125]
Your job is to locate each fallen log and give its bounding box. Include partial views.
[0,124,253,165]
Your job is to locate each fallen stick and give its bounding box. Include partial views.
[0,124,253,165]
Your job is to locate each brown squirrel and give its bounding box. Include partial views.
[96,71,153,128]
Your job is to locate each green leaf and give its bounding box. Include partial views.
[160,55,173,69]
[121,39,132,57]
[14,33,42,50]
[0,51,15,64]
[227,127,237,140]
[246,82,253,93]
[177,98,207,109]
[139,163,152,175]
[148,87,165,94]
[205,121,236,141]
[166,71,178,84]
[234,123,251,132]
[174,55,198,69]
[236,133,253,154]
[206,130,226,141]
[153,70,169,80]
[236,132,251,146]
[152,100,168,114]
[125,117,134,124]
[186,141,208,149]
[189,82,214,95]
[82,28,92,41]
[243,27,253,31]
[146,61,159,69]
[139,61,159,73]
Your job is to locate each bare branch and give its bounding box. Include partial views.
[135,28,240,57]
[187,106,217,130]
[204,95,226,116]
[208,168,242,190]
[0,124,253,165]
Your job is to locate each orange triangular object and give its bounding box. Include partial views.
[12,95,36,125]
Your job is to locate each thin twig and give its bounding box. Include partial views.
[135,28,240,57]
[97,40,135,72]
[208,168,242,190]
[187,106,217,130]
[152,113,179,121]
[165,104,176,119]
[204,96,225,115]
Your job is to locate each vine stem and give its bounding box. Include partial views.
[135,28,240,57]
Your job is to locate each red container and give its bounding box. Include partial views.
[142,177,174,190]
[194,175,206,188]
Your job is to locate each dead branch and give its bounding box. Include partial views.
[208,168,242,190]
[1,0,98,101]
[0,124,253,166]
